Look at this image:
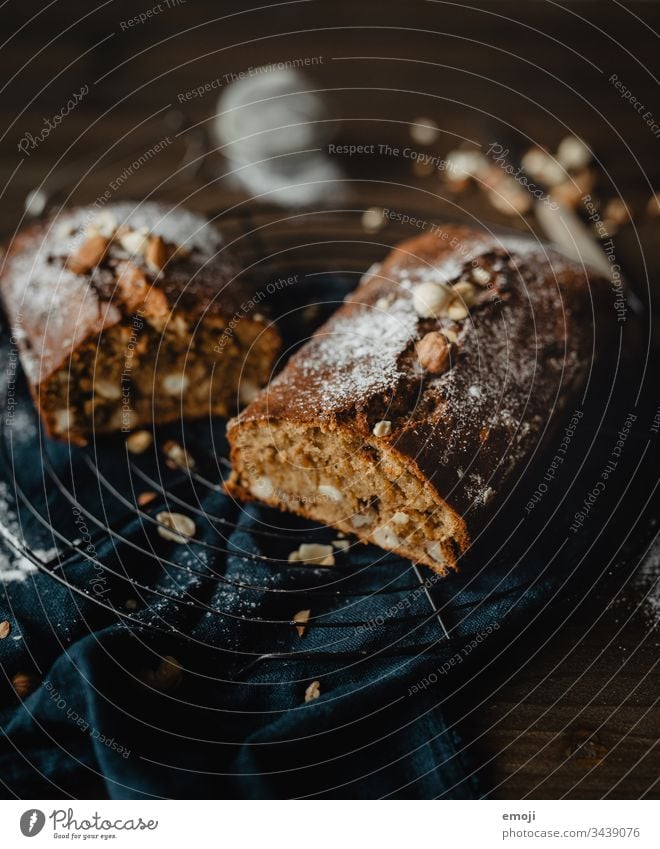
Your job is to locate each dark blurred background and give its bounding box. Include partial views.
[1,0,659,798]
[1,1,660,216]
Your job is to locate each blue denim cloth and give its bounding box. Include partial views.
[0,275,653,799]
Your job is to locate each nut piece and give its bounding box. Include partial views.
[410,116,439,146]
[0,620,11,639]
[445,148,490,181]
[94,379,122,401]
[67,234,109,274]
[556,135,591,171]
[163,440,196,470]
[304,680,321,702]
[550,169,595,210]
[288,543,335,566]
[318,484,343,503]
[392,511,410,525]
[362,207,384,233]
[447,301,470,321]
[115,259,171,326]
[53,408,72,435]
[118,227,149,256]
[416,331,451,374]
[471,266,491,287]
[412,281,452,318]
[162,373,189,396]
[372,420,392,437]
[12,672,38,698]
[520,147,565,185]
[146,235,169,272]
[126,430,153,454]
[373,525,401,550]
[137,491,157,507]
[156,511,196,543]
[426,541,447,566]
[250,476,274,499]
[603,198,629,227]
[452,280,476,305]
[488,178,533,216]
[115,261,150,311]
[646,191,660,217]
[144,655,183,691]
[87,211,117,239]
[351,510,376,528]
[293,609,311,637]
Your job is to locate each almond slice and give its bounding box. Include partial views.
[146,235,169,273]
[372,420,392,437]
[144,655,183,691]
[293,609,311,637]
[12,672,38,698]
[126,430,153,454]
[288,543,335,566]
[67,234,109,274]
[163,440,196,470]
[118,227,149,257]
[156,512,196,543]
[115,261,149,311]
[416,331,451,374]
[304,680,321,702]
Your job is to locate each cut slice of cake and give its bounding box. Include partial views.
[226,226,611,574]
[0,201,280,444]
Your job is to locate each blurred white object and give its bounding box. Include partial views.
[213,68,343,206]
[556,135,592,171]
[409,117,439,146]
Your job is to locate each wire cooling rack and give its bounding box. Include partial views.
[0,205,657,683]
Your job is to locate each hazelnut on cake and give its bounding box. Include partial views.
[226,226,611,574]
[0,202,280,444]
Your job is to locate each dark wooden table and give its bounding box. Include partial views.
[1,0,659,798]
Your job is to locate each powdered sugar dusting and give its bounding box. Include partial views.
[50,201,221,260]
[1,202,221,384]
[238,226,596,521]
[291,295,419,408]
[0,482,58,583]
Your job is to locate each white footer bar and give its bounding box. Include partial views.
[1,799,658,847]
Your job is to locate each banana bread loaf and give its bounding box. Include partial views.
[0,201,280,444]
[226,225,612,574]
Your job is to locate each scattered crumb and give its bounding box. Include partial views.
[288,543,335,566]
[155,511,196,544]
[0,482,57,583]
[304,680,321,702]
[293,609,311,637]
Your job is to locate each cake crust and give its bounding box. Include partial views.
[1,201,281,443]
[226,225,611,573]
